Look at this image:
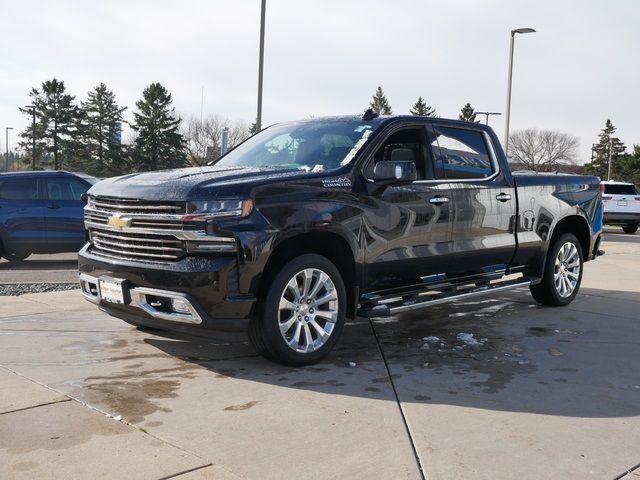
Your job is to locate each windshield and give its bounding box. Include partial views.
[215,118,382,172]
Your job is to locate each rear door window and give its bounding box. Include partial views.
[431,126,494,179]
[604,184,638,195]
[0,177,40,200]
[45,178,89,201]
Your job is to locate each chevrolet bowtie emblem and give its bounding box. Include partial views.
[107,215,132,229]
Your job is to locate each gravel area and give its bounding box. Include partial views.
[0,283,80,296]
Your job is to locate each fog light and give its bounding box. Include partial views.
[171,298,191,314]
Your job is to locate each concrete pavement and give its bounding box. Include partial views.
[0,229,638,479]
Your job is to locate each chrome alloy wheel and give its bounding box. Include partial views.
[278,268,339,353]
[554,242,581,298]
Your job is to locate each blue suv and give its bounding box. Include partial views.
[0,171,99,261]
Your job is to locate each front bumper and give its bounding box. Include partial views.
[78,244,254,333]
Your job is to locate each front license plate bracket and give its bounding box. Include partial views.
[98,277,126,304]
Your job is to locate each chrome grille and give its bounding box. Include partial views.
[90,230,185,261]
[85,208,199,231]
[86,196,190,263]
[88,196,186,215]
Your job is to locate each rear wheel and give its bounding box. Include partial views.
[622,222,639,234]
[248,254,346,366]
[530,233,583,306]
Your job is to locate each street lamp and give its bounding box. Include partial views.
[255,0,266,132]
[504,27,536,156]
[5,127,13,172]
[476,111,501,125]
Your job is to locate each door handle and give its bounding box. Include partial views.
[496,193,512,202]
[47,204,61,209]
[429,196,449,205]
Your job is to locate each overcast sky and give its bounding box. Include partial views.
[1,0,638,163]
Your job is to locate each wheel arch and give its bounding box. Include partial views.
[257,230,359,318]
[548,214,591,261]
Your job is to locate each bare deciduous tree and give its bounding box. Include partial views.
[183,114,249,167]
[508,129,579,171]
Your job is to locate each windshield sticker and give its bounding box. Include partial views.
[340,129,372,166]
[322,177,352,188]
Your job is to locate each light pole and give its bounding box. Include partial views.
[255,0,266,132]
[476,111,501,125]
[607,137,613,181]
[504,27,536,157]
[5,127,13,172]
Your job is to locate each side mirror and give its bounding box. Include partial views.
[80,193,88,203]
[373,160,417,185]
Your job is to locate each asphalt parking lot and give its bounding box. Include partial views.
[0,229,639,479]
[0,253,78,284]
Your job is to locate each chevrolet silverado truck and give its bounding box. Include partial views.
[78,113,603,365]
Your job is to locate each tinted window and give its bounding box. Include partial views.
[432,127,493,179]
[604,184,637,195]
[368,128,434,180]
[46,178,88,201]
[0,178,39,200]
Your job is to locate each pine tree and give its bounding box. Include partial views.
[616,145,640,187]
[18,79,78,170]
[81,83,127,176]
[584,119,627,180]
[459,102,478,122]
[131,83,186,172]
[370,86,392,115]
[410,96,437,117]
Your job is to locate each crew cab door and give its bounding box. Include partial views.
[430,124,517,279]
[43,176,90,251]
[361,125,454,291]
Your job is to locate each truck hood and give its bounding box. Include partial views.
[88,165,310,201]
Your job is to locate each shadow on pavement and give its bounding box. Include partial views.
[602,232,640,244]
[132,286,640,419]
[0,259,78,271]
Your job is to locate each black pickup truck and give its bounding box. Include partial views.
[78,114,603,365]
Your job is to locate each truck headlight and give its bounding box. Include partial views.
[185,199,253,219]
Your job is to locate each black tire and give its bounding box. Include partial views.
[622,222,639,234]
[530,233,583,306]
[248,254,347,366]
[2,251,31,262]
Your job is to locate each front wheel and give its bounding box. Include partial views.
[622,222,639,234]
[249,254,346,366]
[530,233,583,306]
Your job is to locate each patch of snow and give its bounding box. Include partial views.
[456,332,485,347]
[422,336,441,345]
[348,362,357,367]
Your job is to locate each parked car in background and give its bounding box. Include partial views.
[601,180,640,234]
[0,171,99,261]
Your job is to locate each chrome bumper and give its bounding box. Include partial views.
[79,273,203,325]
